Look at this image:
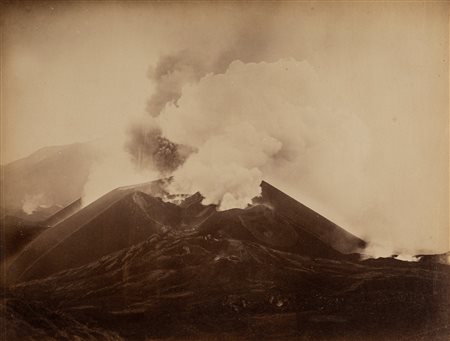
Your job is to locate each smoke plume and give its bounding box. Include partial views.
[155,59,370,213]
[125,121,190,175]
[124,13,278,175]
[145,50,209,117]
[126,46,443,256]
[68,3,446,256]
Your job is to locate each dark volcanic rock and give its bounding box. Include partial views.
[0,217,47,261]
[258,181,366,253]
[418,252,450,266]
[8,231,450,340]
[7,181,365,283]
[5,181,449,340]
[1,289,121,341]
[198,204,345,260]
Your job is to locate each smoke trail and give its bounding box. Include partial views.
[124,51,205,175]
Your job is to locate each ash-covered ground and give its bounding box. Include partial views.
[2,181,449,340]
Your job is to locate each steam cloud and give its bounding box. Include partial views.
[128,52,425,258]
[160,60,327,208]
[123,37,374,244]
[22,193,48,215]
[120,48,444,257]
[82,138,158,206]
[156,59,371,213]
[129,57,370,215]
[145,50,209,117]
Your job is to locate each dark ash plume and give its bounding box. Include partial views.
[125,123,190,175]
[146,50,207,117]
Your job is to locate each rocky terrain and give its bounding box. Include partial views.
[2,182,449,340]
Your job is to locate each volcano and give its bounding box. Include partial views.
[7,181,364,283]
[4,181,449,340]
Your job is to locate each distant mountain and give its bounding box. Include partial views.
[1,142,97,216]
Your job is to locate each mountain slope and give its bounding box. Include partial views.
[7,181,365,284]
[1,142,97,215]
[1,217,47,261]
[259,181,366,254]
[6,181,176,283]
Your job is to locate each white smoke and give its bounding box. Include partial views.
[22,193,48,215]
[167,123,282,210]
[156,59,370,213]
[394,254,419,262]
[362,240,420,261]
[81,136,158,206]
[74,8,446,256]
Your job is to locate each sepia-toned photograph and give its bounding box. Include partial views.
[0,1,449,340]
